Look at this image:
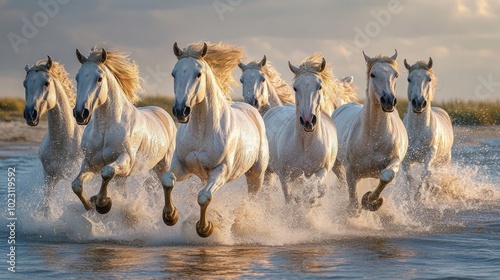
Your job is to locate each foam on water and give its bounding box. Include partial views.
[7,154,498,246]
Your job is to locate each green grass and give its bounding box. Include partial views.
[2,96,499,125]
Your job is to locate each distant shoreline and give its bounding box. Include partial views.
[0,120,498,147]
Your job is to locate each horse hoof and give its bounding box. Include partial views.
[91,196,113,214]
[361,191,383,211]
[162,206,178,226]
[196,221,214,238]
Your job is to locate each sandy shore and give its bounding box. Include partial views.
[0,120,498,147]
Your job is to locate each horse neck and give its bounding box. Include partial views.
[46,81,77,140]
[93,73,136,128]
[266,81,283,107]
[189,70,231,133]
[360,85,394,137]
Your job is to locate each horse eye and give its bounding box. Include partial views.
[293,86,297,91]
[97,77,103,82]
[44,81,50,87]
[261,77,265,83]
[370,73,375,78]
[407,78,411,83]
[428,77,432,82]
[196,72,202,78]
[171,72,175,78]
[318,85,322,90]
[240,78,243,84]
[395,73,399,78]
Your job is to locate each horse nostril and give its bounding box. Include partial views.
[82,108,90,119]
[183,106,191,117]
[253,99,259,108]
[299,116,305,126]
[393,98,397,106]
[31,109,38,120]
[73,108,77,119]
[422,100,427,108]
[311,115,317,126]
[381,96,387,104]
[411,99,417,108]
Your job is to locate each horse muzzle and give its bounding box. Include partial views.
[299,115,317,132]
[73,107,91,125]
[172,105,191,123]
[411,98,427,114]
[380,95,397,112]
[23,107,40,126]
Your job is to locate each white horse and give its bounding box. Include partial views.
[332,50,408,213]
[71,47,176,214]
[238,55,295,115]
[23,56,84,214]
[402,57,454,193]
[263,53,340,203]
[161,42,269,238]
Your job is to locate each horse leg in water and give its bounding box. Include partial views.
[346,175,361,216]
[91,153,132,214]
[362,158,402,211]
[71,163,96,211]
[161,156,191,226]
[245,160,266,195]
[41,174,59,216]
[196,164,230,238]
[278,174,293,203]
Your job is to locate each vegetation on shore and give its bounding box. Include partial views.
[2,96,499,125]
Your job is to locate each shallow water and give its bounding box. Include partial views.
[1,126,499,279]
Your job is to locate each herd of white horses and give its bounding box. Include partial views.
[22,42,454,237]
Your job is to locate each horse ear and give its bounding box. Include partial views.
[25,65,30,72]
[318,58,326,72]
[427,57,433,69]
[342,76,353,84]
[46,55,53,70]
[404,59,411,70]
[200,43,208,58]
[259,55,267,67]
[390,49,398,60]
[100,48,107,63]
[76,48,87,64]
[363,51,371,63]
[238,62,245,70]
[173,42,183,57]
[288,61,299,74]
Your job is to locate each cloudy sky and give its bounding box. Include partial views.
[1,0,499,101]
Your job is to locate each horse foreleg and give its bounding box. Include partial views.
[92,153,131,214]
[161,155,191,226]
[196,164,229,238]
[41,174,59,216]
[346,175,360,216]
[71,164,95,211]
[332,161,347,189]
[362,158,401,211]
[278,174,293,203]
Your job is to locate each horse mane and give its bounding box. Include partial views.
[365,55,399,90]
[87,47,143,104]
[178,42,243,99]
[244,60,295,104]
[27,60,76,107]
[408,61,437,91]
[339,77,358,107]
[292,53,346,110]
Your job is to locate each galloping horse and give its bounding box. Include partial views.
[332,50,408,213]
[161,42,269,238]
[402,57,454,194]
[263,53,339,203]
[71,47,176,214]
[23,56,84,214]
[238,55,294,115]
